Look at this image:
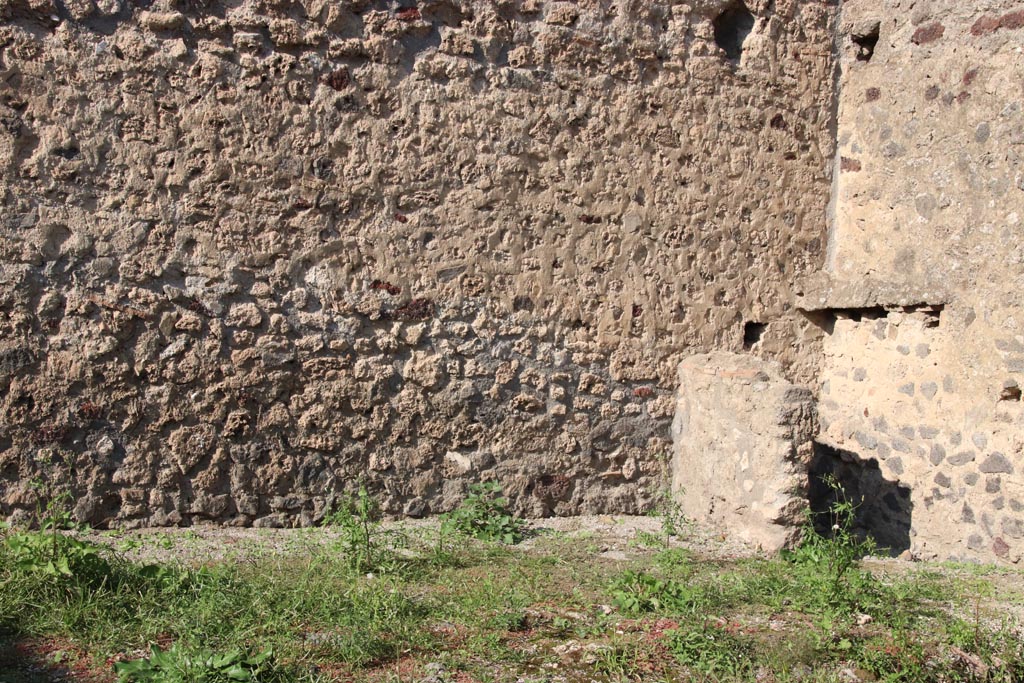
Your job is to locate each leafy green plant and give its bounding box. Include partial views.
[4,527,108,580]
[633,530,660,548]
[428,521,462,569]
[35,489,78,529]
[324,486,405,573]
[1,493,112,590]
[650,487,688,546]
[118,537,144,553]
[667,622,754,677]
[592,640,646,679]
[652,547,693,570]
[782,473,879,612]
[609,570,695,614]
[442,482,526,544]
[114,644,280,682]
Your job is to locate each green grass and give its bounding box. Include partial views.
[1,519,1023,683]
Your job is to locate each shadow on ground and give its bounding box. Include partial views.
[0,635,109,683]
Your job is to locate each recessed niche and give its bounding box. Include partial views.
[743,321,766,349]
[851,20,880,62]
[713,1,755,62]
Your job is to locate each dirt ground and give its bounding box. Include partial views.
[81,515,750,564]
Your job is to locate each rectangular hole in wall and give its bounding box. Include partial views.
[743,321,767,349]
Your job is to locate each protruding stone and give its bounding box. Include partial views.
[405,351,445,388]
[226,303,263,328]
[999,380,1021,402]
[140,11,186,30]
[672,352,817,552]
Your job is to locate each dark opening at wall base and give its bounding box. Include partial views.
[809,442,913,556]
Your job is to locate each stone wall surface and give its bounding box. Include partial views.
[672,351,816,552]
[814,0,1024,562]
[0,0,837,527]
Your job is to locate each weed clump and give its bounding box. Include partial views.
[782,473,882,614]
[636,488,690,549]
[114,644,281,682]
[609,570,695,614]
[442,482,526,544]
[323,485,406,574]
[1,492,128,599]
[667,622,755,677]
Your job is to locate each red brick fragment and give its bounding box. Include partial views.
[321,68,350,91]
[1000,9,1024,30]
[840,157,862,172]
[78,401,103,420]
[971,14,1000,35]
[962,68,979,86]
[393,298,434,321]
[395,7,421,21]
[911,22,945,44]
[371,280,402,296]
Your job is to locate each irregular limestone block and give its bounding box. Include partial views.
[672,352,817,552]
